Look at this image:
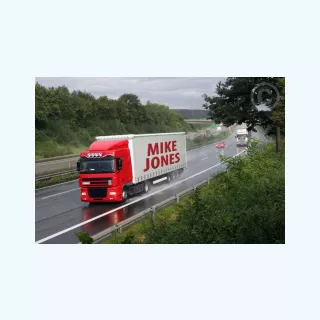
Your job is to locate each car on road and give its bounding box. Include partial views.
[216,141,225,148]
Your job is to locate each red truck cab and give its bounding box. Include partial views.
[77,139,132,203]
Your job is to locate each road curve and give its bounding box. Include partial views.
[35,131,263,244]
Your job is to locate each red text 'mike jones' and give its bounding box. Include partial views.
[143,140,180,172]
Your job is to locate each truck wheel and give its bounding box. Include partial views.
[122,188,128,202]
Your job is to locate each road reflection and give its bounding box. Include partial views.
[81,204,130,236]
[216,147,225,156]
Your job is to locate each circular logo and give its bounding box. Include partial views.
[251,82,280,111]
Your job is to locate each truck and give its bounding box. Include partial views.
[76,132,187,203]
[235,128,249,147]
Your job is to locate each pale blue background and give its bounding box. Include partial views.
[2,0,319,319]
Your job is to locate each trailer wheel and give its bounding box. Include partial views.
[143,181,150,193]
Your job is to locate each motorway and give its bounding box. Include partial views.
[35,131,264,244]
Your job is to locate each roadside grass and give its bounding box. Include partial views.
[186,131,228,150]
[35,144,87,160]
[35,173,78,189]
[102,141,285,244]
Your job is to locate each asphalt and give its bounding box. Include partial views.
[35,131,264,244]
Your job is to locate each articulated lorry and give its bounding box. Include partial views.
[77,133,187,203]
[235,128,249,147]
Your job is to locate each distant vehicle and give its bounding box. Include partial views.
[77,133,187,203]
[216,141,225,148]
[235,128,249,147]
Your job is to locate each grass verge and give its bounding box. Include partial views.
[35,173,78,189]
[102,197,191,244]
[186,131,228,150]
[35,145,87,161]
[102,141,285,244]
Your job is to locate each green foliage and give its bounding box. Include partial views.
[202,77,285,136]
[35,172,78,189]
[75,232,94,244]
[186,131,228,150]
[188,123,210,131]
[120,232,136,244]
[172,109,209,119]
[270,77,285,134]
[129,143,285,244]
[35,83,193,158]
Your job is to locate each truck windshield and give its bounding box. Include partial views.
[80,157,115,173]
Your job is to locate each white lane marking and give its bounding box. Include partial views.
[41,188,80,200]
[36,149,245,244]
[201,157,208,160]
[153,177,167,184]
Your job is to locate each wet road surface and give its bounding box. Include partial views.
[35,132,262,244]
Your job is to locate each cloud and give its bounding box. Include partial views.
[35,77,226,109]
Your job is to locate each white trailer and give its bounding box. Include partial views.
[235,128,249,146]
[95,132,187,185]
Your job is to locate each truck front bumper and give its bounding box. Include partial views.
[80,186,123,203]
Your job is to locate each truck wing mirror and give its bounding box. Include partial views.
[116,158,123,170]
[76,160,80,172]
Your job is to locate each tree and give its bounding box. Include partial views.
[202,77,285,151]
[118,93,141,108]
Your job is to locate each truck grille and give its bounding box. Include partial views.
[88,188,107,198]
[82,177,111,187]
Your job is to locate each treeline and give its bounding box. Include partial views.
[35,83,194,158]
[172,108,208,119]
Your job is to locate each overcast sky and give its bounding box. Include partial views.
[35,77,226,109]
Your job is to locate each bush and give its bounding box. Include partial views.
[143,143,285,244]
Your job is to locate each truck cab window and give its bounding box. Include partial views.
[80,157,115,173]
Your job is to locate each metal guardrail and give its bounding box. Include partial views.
[92,178,213,243]
[36,169,78,181]
[36,155,79,163]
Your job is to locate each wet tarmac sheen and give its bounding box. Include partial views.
[35,134,257,244]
